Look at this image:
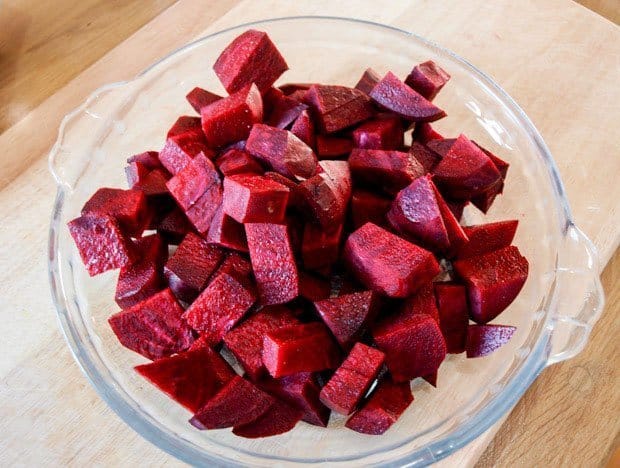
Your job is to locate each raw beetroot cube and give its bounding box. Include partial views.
[127,165,170,197]
[263,171,303,209]
[154,206,194,244]
[466,324,516,358]
[233,399,303,438]
[134,233,168,268]
[315,135,353,159]
[302,223,343,270]
[453,246,529,324]
[433,183,469,254]
[159,116,211,175]
[278,83,313,95]
[319,343,385,415]
[305,84,373,133]
[405,60,451,100]
[290,109,316,150]
[246,223,299,305]
[186,87,222,113]
[343,222,440,298]
[435,282,469,353]
[350,189,391,229]
[68,214,136,276]
[164,232,225,303]
[446,199,468,221]
[373,313,446,381]
[127,150,162,169]
[409,141,441,172]
[223,174,290,224]
[349,148,425,194]
[370,71,446,122]
[183,272,257,344]
[108,288,194,360]
[216,251,253,280]
[473,141,509,179]
[423,372,438,387]
[201,83,263,147]
[135,345,235,413]
[167,115,205,139]
[206,205,248,252]
[426,137,456,157]
[412,122,444,144]
[352,115,404,151]
[345,378,413,435]
[314,291,379,349]
[216,148,264,176]
[262,322,341,377]
[166,152,221,211]
[246,124,318,181]
[81,188,149,237]
[355,67,381,95]
[184,184,224,234]
[470,179,504,214]
[459,220,518,258]
[224,306,299,380]
[265,88,308,129]
[399,283,440,323]
[190,375,274,429]
[298,271,332,302]
[213,30,288,94]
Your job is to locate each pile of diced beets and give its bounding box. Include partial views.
[68,30,529,438]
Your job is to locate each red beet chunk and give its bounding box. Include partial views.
[435,282,469,353]
[426,138,456,158]
[344,222,440,298]
[350,189,391,229]
[223,174,290,224]
[216,148,264,177]
[184,188,223,235]
[127,151,162,169]
[446,199,468,221]
[409,142,441,172]
[108,288,194,360]
[314,291,379,349]
[190,375,274,429]
[183,272,257,344]
[135,345,234,413]
[474,141,509,179]
[305,84,373,133]
[206,206,248,252]
[213,29,288,94]
[302,223,343,270]
[233,399,303,438]
[434,183,469,254]
[201,83,263,147]
[466,324,516,358]
[454,246,529,324]
[373,312,446,381]
[262,322,341,378]
[459,220,518,258]
[423,372,438,387]
[167,115,205,139]
[345,378,413,435]
[265,89,308,129]
[224,306,298,380]
[216,251,253,280]
[127,164,170,197]
[166,152,220,211]
[246,223,299,305]
[370,71,446,122]
[186,87,222,113]
[164,232,225,303]
[405,60,451,100]
[81,188,149,237]
[413,122,444,144]
[349,148,425,194]
[316,135,353,159]
[352,115,404,151]
[135,233,168,268]
[471,179,503,214]
[159,116,211,175]
[279,83,313,95]
[154,206,194,244]
[320,343,384,415]
[354,67,381,95]
[246,124,318,181]
[68,214,136,276]
[399,283,440,323]
[290,110,316,149]
[298,271,332,302]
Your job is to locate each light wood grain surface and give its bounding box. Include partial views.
[0,1,618,466]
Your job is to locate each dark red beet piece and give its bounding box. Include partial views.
[305,84,373,133]
[319,343,385,415]
[262,322,341,378]
[245,223,299,305]
[302,223,343,270]
[186,87,222,113]
[350,189,391,229]
[290,109,316,150]
[233,399,303,438]
[81,188,149,237]
[184,183,223,234]
[433,182,469,254]
[215,251,253,280]
[154,206,194,244]
[370,71,446,122]
[345,378,413,435]
[127,165,170,197]
[454,246,529,324]
[426,137,456,157]
[216,148,264,176]
[108,288,194,360]
[213,29,288,94]
[206,205,248,252]
[471,179,504,214]
[159,116,211,175]
[466,324,516,358]
[343,222,440,298]
[166,115,205,139]
[127,151,162,169]
[315,135,353,159]
[446,199,468,221]
[349,148,425,194]
[413,122,444,144]
[473,141,509,179]
[201,83,263,147]
[435,282,469,353]
[223,174,290,224]
[354,67,381,95]
[399,283,440,323]
[298,271,332,302]
[279,83,313,95]
[405,60,451,100]
[166,152,221,211]
[263,171,303,209]
[190,375,274,429]
[352,115,403,151]
[265,89,308,129]
[459,220,518,258]
[409,142,441,172]
[135,345,235,413]
[423,372,438,387]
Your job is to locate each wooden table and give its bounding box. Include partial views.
[0,1,618,466]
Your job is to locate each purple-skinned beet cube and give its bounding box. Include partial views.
[405,60,451,101]
[354,67,381,95]
[305,84,373,133]
[352,114,404,151]
[349,148,425,194]
[186,87,222,113]
[466,324,516,358]
[435,282,469,353]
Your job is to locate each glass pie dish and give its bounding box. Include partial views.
[48,16,605,467]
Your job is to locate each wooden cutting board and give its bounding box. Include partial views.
[0,0,618,466]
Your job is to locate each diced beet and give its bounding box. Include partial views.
[409,142,441,172]
[373,312,446,381]
[288,89,309,102]
[167,116,205,139]
[298,271,332,302]
[433,183,469,254]
[134,234,168,267]
[246,223,299,305]
[224,306,298,380]
[246,124,318,181]
[127,165,170,197]
[355,67,381,95]
[206,205,248,252]
[350,189,391,229]
[453,246,529,324]
[183,272,257,344]
[459,220,518,258]
[473,141,509,179]
[262,322,340,377]
[166,152,221,211]
[108,288,194,360]
[265,89,308,129]
[315,135,353,159]
[190,375,274,429]
[125,161,149,187]
[164,232,225,303]
[320,343,385,415]
[344,222,440,298]
[305,84,373,133]
[302,223,343,270]
[263,171,303,208]
[345,378,413,435]
[154,206,194,244]
[413,122,444,144]
[426,137,456,157]
[223,174,290,224]
[399,283,440,323]
[184,185,224,234]
[435,282,469,353]
[423,372,438,387]
[284,212,304,256]
[446,199,468,221]
[213,29,288,94]
[349,148,425,194]
[216,148,264,176]
[135,345,235,413]
[186,87,222,113]
[279,83,313,95]
[233,399,303,438]
[405,60,451,100]
[81,188,149,237]
[201,83,263,147]
[290,109,316,150]
[352,115,404,151]
[370,71,446,122]
[159,116,212,175]
[127,151,162,169]
[68,214,136,276]
[314,291,379,349]
[216,251,253,280]
[466,324,516,358]
[471,179,504,214]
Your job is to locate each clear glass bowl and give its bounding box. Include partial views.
[48,17,605,467]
